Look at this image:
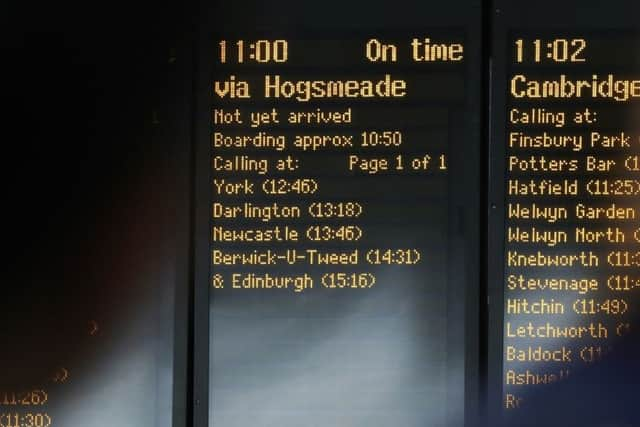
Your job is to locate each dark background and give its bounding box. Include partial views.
[2,1,190,425]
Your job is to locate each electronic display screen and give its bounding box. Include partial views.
[489,1,640,426]
[193,1,482,426]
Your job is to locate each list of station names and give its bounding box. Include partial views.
[207,33,470,425]
[503,34,640,410]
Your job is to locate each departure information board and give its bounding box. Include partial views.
[193,1,481,426]
[9,2,640,427]
[489,1,640,426]
[188,1,640,427]
[502,31,640,407]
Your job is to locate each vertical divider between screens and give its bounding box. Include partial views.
[487,2,506,426]
[478,1,492,425]
[192,1,211,424]
[446,14,484,427]
[169,24,196,427]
